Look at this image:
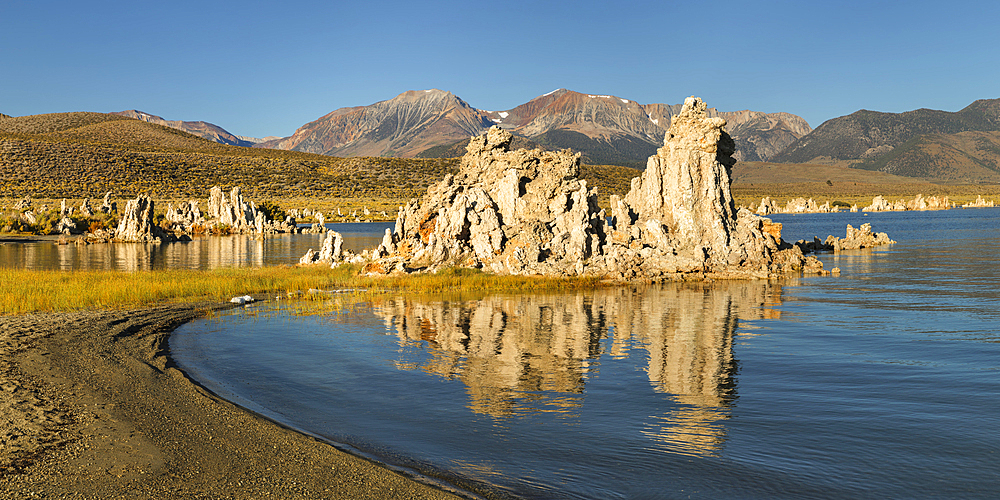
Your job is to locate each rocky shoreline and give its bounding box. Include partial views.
[0,304,465,499]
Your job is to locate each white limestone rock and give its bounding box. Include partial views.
[823,223,895,251]
[114,194,173,243]
[56,216,79,235]
[14,196,32,211]
[300,230,348,265]
[755,196,779,215]
[963,195,994,208]
[100,191,117,214]
[365,125,606,276]
[79,198,94,217]
[364,98,821,280]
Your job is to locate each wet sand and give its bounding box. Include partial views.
[0,303,466,499]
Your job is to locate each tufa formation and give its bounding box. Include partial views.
[364,97,823,281]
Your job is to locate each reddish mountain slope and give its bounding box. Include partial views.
[259,89,494,157]
[258,88,812,165]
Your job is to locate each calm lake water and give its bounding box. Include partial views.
[0,222,393,270]
[171,208,1000,499]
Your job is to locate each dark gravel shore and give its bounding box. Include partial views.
[0,303,466,499]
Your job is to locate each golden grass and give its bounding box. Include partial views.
[0,265,604,315]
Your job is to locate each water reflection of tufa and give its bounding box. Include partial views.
[2,231,386,271]
[374,281,785,456]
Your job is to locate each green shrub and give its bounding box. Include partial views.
[257,200,287,222]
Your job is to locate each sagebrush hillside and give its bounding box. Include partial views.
[772,98,1000,182]
[851,131,1000,182]
[111,110,262,147]
[1,112,637,203]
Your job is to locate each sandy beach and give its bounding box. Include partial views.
[0,303,466,499]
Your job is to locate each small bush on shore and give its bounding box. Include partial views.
[257,200,287,222]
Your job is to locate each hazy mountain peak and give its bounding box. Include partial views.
[110,110,255,147]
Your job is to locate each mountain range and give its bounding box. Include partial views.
[111,110,278,147]
[256,89,812,167]
[11,88,998,183]
[254,89,1000,181]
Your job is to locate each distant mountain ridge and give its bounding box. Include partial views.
[258,88,812,166]
[774,99,1000,163]
[110,110,273,147]
[772,98,1000,181]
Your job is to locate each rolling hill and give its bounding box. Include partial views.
[852,130,1000,182]
[771,98,1000,182]
[0,112,637,202]
[111,110,275,147]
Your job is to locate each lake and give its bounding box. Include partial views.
[170,208,1000,499]
[0,222,393,270]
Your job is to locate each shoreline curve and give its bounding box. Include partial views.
[0,302,468,499]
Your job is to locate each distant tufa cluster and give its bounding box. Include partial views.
[113,186,301,243]
[355,97,834,281]
[753,193,979,215]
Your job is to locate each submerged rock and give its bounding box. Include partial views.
[825,223,895,252]
[365,97,822,281]
[85,228,113,243]
[230,295,254,305]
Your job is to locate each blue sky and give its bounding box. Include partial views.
[3,0,998,138]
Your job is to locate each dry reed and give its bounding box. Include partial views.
[1,265,604,315]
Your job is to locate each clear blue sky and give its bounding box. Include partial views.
[3,0,998,138]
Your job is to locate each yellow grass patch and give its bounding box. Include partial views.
[0,265,604,315]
